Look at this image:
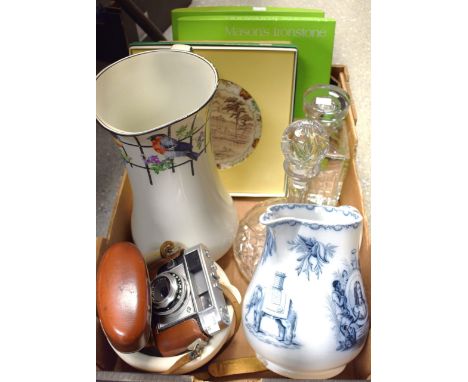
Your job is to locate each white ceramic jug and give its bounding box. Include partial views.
[242,203,369,379]
[96,47,237,262]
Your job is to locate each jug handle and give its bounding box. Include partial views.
[171,44,192,52]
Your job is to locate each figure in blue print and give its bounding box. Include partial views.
[331,269,368,351]
[341,270,349,285]
[352,281,367,321]
[332,280,357,350]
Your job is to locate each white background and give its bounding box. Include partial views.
[1,1,467,381]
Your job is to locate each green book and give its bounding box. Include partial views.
[171,6,325,39]
[172,15,335,119]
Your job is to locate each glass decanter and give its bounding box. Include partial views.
[303,84,351,206]
[233,119,329,281]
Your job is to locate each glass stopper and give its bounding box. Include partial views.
[281,119,329,181]
[303,84,350,136]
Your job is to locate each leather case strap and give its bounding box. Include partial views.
[161,278,241,374]
[148,241,183,280]
[220,282,242,336]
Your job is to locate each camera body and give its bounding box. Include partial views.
[151,244,231,339]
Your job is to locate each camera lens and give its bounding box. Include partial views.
[151,272,187,315]
[153,276,171,301]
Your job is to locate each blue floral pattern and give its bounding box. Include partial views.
[288,235,337,280]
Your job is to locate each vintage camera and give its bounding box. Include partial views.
[151,244,231,355]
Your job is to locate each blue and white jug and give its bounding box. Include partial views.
[242,204,369,379]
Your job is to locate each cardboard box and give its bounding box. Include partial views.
[96,65,370,380]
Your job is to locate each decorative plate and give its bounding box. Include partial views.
[210,79,262,169]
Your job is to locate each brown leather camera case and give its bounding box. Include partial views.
[96,242,151,353]
[154,318,209,357]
